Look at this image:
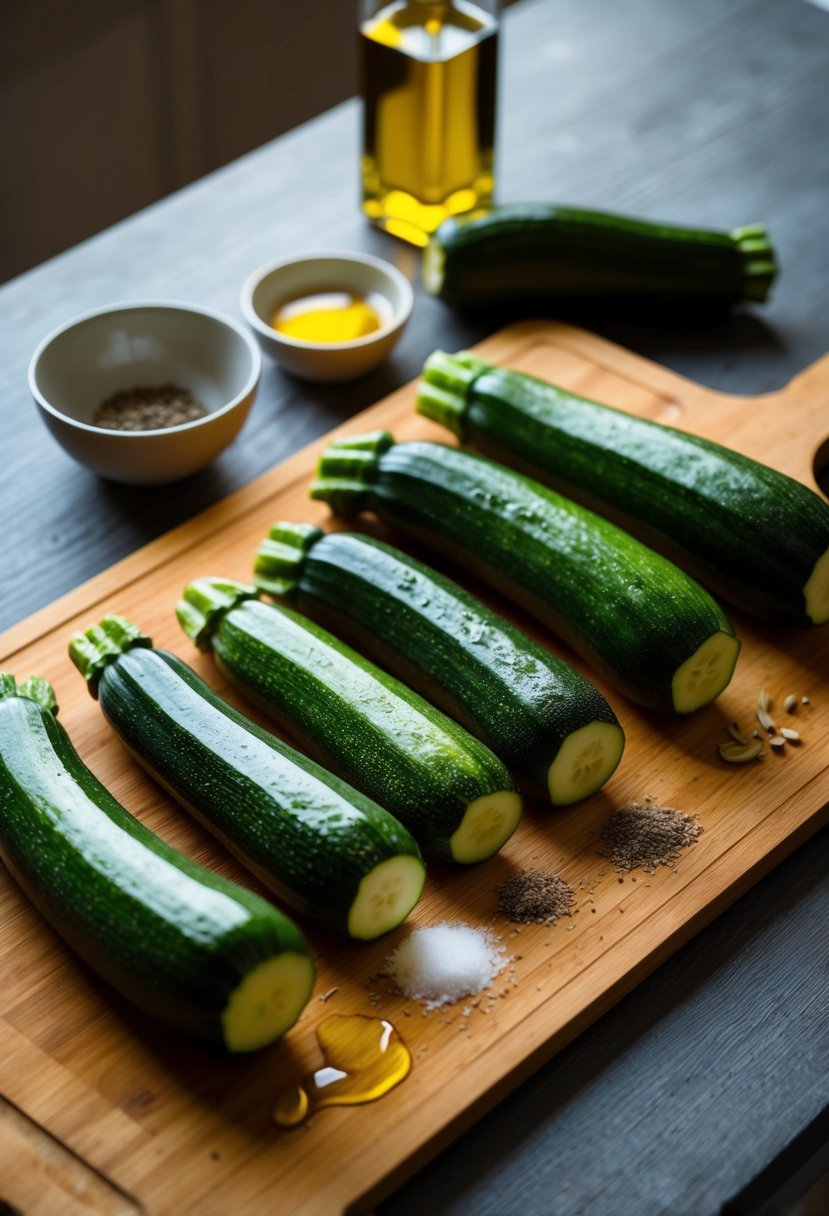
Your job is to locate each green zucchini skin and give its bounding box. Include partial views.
[310,433,740,713]
[69,629,423,937]
[423,204,778,310]
[417,352,829,626]
[253,525,623,801]
[177,588,520,862]
[0,673,314,1049]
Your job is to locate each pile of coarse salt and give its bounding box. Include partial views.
[382,921,508,1010]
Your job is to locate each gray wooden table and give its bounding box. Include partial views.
[1,0,827,1211]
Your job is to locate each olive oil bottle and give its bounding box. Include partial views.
[359,0,499,247]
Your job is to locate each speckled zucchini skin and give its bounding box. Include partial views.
[254,526,622,797]
[0,673,312,1045]
[310,434,740,712]
[91,645,422,933]
[417,351,829,626]
[200,596,518,860]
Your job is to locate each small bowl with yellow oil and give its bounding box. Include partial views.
[240,251,414,382]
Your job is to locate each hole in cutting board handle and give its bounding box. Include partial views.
[814,435,829,497]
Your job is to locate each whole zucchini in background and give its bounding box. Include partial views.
[422,204,778,311]
[176,581,522,865]
[0,672,314,1052]
[252,523,625,806]
[309,432,741,715]
[69,618,425,940]
[417,351,829,627]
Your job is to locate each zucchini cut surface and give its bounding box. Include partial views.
[547,721,626,806]
[222,953,316,1053]
[253,524,625,805]
[70,620,425,939]
[310,432,740,714]
[348,855,430,940]
[178,587,520,864]
[449,790,523,865]
[0,672,314,1050]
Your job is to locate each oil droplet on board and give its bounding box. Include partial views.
[273,1014,411,1129]
[271,291,392,344]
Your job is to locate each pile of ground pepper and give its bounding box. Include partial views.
[599,801,701,873]
[93,384,206,431]
[496,870,575,925]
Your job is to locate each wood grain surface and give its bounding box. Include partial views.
[1,322,827,1216]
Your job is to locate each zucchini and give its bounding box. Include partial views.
[176,582,521,864]
[309,432,741,714]
[0,672,314,1051]
[418,351,829,627]
[69,618,425,940]
[253,523,625,805]
[423,204,778,310]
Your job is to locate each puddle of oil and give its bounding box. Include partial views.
[273,1014,411,1129]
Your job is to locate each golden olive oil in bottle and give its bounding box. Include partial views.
[360,0,499,246]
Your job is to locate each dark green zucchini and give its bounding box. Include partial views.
[0,672,314,1051]
[176,583,521,863]
[309,432,741,714]
[69,618,425,940]
[252,523,624,805]
[422,204,778,310]
[417,350,829,627]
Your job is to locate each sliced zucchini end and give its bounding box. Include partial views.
[449,790,523,864]
[347,854,426,940]
[671,630,741,714]
[804,546,829,625]
[422,237,446,296]
[546,721,625,806]
[222,952,314,1052]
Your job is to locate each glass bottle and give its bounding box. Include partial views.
[359,0,500,247]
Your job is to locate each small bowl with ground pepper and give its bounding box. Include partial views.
[29,302,261,484]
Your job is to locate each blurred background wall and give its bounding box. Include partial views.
[0,0,358,282]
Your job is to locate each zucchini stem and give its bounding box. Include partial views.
[253,522,324,598]
[417,350,494,436]
[310,431,394,514]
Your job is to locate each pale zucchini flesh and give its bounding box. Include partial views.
[547,721,626,806]
[804,547,829,625]
[671,631,741,714]
[347,855,427,940]
[449,790,523,864]
[222,952,315,1052]
[253,525,625,807]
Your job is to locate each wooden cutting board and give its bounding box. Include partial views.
[1,321,828,1216]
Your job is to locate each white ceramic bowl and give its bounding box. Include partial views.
[241,251,414,382]
[29,302,261,485]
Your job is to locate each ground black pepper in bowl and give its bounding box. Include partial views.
[93,384,207,431]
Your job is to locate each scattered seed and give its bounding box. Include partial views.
[780,727,801,743]
[718,739,764,763]
[802,696,811,706]
[728,722,748,746]
[756,707,777,735]
[757,689,771,712]
[319,986,339,1002]
[783,694,798,714]
[752,730,762,740]
[769,735,786,750]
